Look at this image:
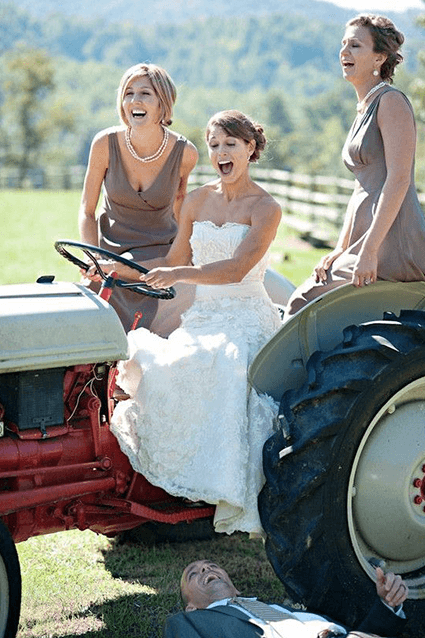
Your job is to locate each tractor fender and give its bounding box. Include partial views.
[249,280,425,401]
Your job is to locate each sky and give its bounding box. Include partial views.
[328,0,423,11]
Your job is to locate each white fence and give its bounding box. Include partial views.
[189,165,425,247]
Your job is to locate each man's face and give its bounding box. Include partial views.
[181,560,240,611]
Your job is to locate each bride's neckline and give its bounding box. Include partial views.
[194,220,251,230]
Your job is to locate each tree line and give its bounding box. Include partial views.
[1,2,424,186]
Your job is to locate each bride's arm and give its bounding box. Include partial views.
[140,197,282,289]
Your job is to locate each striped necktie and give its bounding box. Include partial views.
[230,597,301,622]
[228,599,346,637]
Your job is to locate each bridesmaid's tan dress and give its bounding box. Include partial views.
[285,87,425,317]
[90,130,194,334]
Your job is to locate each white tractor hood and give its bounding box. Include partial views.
[0,280,128,373]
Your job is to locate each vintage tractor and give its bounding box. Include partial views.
[0,241,222,638]
[1,240,424,637]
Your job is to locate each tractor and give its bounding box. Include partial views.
[0,240,423,637]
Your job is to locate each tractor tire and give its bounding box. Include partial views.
[0,519,21,638]
[259,310,425,637]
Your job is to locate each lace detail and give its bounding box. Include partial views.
[110,221,281,536]
[190,221,269,283]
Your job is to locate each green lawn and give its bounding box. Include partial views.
[17,529,291,638]
[0,190,80,285]
[0,189,326,286]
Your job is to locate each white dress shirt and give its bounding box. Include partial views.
[207,596,404,638]
[208,597,346,637]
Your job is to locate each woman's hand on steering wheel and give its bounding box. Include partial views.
[55,240,176,299]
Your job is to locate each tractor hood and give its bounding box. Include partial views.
[0,280,128,373]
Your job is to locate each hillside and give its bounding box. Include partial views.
[5,0,423,33]
[0,0,423,179]
[1,2,422,89]
[0,0,373,24]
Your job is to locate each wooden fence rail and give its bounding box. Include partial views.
[190,166,354,247]
[2,164,424,248]
[189,165,425,247]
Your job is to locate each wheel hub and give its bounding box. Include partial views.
[348,377,425,596]
[412,468,425,505]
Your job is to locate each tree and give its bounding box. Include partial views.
[0,46,74,185]
[410,1,425,184]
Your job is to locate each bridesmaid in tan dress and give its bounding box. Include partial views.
[285,14,425,318]
[78,63,198,333]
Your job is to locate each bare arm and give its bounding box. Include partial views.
[173,141,198,223]
[78,131,109,246]
[314,207,354,282]
[352,91,416,287]
[81,135,197,282]
[84,187,198,282]
[141,195,282,289]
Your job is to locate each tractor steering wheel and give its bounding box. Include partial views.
[54,239,176,299]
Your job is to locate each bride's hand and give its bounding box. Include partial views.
[140,267,178,289]
[314,247,344,282]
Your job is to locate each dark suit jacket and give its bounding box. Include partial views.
[163,598,407,638]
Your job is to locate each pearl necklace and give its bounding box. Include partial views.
[125,126,169,163]
[356,81,386,113]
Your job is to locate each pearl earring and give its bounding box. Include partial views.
[373,69,379,77]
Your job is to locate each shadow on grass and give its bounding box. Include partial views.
[59,591,181,638]
[54,532,288,638]
[104,532,287,616]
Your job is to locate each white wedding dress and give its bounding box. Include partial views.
[110,221,282,536]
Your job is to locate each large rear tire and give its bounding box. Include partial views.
[260,310,425,636]
[0,520,21,638]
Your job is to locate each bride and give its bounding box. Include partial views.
[110,110,282,537]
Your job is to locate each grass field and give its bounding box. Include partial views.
[18,530,290,638]
[0,189,327,286]
[0,190,80,285]
[1,189,326,638]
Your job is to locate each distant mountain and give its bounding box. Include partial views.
[5,0,423,33]
[1,0,424,175]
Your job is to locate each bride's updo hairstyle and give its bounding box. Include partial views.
[346,14,404,83]
[206,110,267,162]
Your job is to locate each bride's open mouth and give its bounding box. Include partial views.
[218,161,233,175]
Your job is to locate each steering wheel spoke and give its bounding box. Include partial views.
[54,240,176,300]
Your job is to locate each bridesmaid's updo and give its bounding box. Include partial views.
[206,110,267,162]
[347,14,404,83]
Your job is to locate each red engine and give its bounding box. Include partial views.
[0,362,214,543]
[0,280,213,544]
